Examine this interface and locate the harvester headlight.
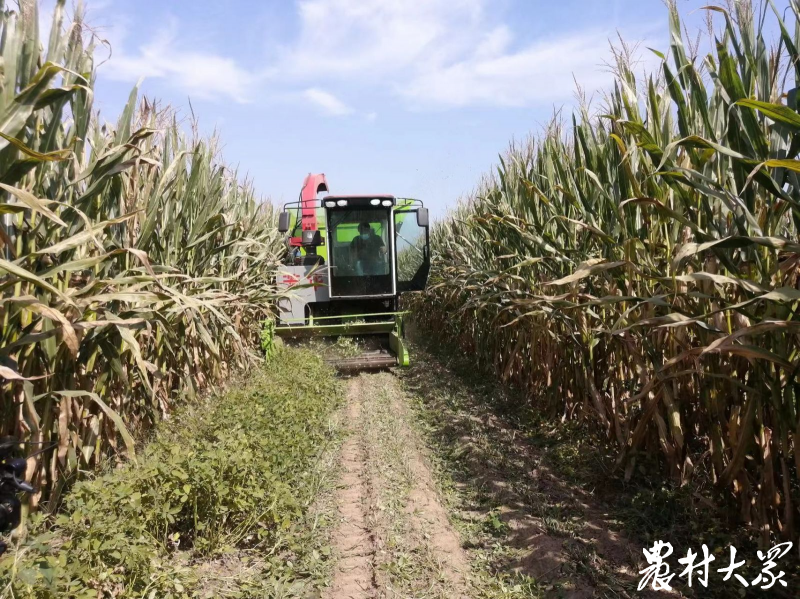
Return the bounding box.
[325,200,336,208]
[370,199,381,206]
[381,200,392,207]
[336,199,348,207]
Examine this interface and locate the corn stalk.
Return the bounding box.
[414,0,800,545]
[0,0,284,511]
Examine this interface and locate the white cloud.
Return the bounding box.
[275,0,660,109]
[97,18,259,104]
[80,0,661,113]
[303,88,353,115]
[403,31,620,107]
[284,0,484,77]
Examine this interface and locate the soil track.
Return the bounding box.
[325,359,673,598]
[401,342,682,598]
[326,374,471,598]
[325,381,378,598]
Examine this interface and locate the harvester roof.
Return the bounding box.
[322,194,395,201]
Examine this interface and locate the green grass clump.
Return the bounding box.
[0,347,343,598]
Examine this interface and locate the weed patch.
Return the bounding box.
[0,347,343,598]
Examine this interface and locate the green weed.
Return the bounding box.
[260,318,278,361]
[0,347,343,598]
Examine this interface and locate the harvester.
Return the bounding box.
[275,174,431,370]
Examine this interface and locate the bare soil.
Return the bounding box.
[400,342,681,598]
[325,381,378,599]
[326,374,472,598]
[326,355,686,598]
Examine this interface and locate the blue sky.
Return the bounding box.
[41,1,769,217]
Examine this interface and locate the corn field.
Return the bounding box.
[0,0,284,510]
[414,0,800,545]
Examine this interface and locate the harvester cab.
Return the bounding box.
[275,174,431,370]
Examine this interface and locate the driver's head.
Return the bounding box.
[358,222,372,237]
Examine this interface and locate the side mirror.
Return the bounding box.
[416,207,429,228]
[278,211,290,233]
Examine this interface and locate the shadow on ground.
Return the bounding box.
[398,338,796,599]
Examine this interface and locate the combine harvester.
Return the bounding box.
[275,174,431,370]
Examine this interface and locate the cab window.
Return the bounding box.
[328,208,393,296]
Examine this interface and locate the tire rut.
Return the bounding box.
[326,374,471,598]
[325,378,378,599]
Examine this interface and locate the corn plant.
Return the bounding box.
[414,0,800,545]
[0,0,284,511]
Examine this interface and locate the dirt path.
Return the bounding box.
[326,382,377,598]
[325,354,672,598]
[326,374,472,599]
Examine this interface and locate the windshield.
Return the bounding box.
[328,208,393,296]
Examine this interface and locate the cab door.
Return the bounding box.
[393,209,430,292]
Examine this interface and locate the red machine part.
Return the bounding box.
[289,173,329,247]
[277,272,325,287]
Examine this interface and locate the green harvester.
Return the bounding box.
[275,174,431,370]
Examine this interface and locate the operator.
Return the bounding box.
[350,222,387,275]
